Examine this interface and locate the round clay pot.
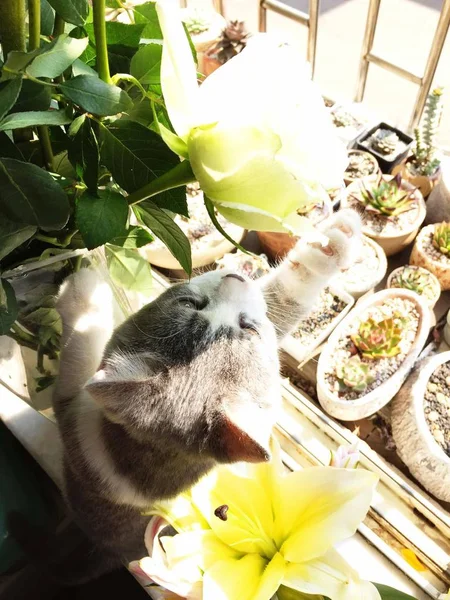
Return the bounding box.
[392,157,441,200]
[391,351,450,502]
[410,224,450,290]
[317,289,431,421]
[342,176,426,257]
[424,162,450,225]
[387,265,441,309]
[344,150,380,186]
[336,235,387,299]
[256,195,333,262]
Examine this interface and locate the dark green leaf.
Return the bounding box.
[134,200,192,274]
[72,58,98,78]
[84,22,145,48]
[134,2,163,40]
[99,120,182,202]
[0,158,70,230]
[0,78,23,122]
[204,196,248,254]
[0,50,40,80]
[0,109,70,132]
[46,0,89,26]
[60,75,133,116]
[13,79,51,112]
[0,217,36,261]
[130,42,162,84]
[110,225,153,248]
[26,34,89,79]
[374,583,418,600]
[0,132,24,160]
[0,279,18,334]
[41,0,56,36]
[153,187,188,218]
[76,189,129,249]
[68,115,99,193]
[105,244,153,292]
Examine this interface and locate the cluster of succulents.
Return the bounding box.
[355,173,417,218]
[208,20,250,65]
[351,314,404,360]
[411,87,444,176]
[336,356,375,392]
[390,266,431,296]
[370,128,400,156]
[432,222,450,255]
[183,10,211,35]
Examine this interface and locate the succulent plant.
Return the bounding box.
[432,222,450,255]
[336,356,375,392]
[208,20,250,65]
[351,313,404,360]
[370,128,400,156]
[355,173,417,218]
[391,266,432,295]
[183,10,211,35]
[411,87,444,176]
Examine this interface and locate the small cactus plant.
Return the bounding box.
[351,314,404,360]
[336,356,375,392]
[355,173,417,218]
[432,222,450,255]
[410,87,444,176]
[370,129,399,156]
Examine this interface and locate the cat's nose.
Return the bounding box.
[223,273,245,283]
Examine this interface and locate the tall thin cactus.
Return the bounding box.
[411,87,444,175]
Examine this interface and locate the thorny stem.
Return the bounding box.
[93,0,111,83]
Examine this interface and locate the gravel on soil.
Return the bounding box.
[420,230,450,265]
[292,289,347,345]
[346,194,419,236]
[424,362,450,457]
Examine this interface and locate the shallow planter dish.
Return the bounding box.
[281,285,354,364]
[317,289,430,421]
[257,195,333,261]
[387,265,441,309]
[336,235,387,299]
[342,176,426,257]
[344,150,380,186]
[392,157,441,200]
[391,351,450,502]
[410,223,450,290]
[356,122,413,174]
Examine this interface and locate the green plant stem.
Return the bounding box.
[1,0,26,58]
[37,125,54,171]
[93,0,111,84]
[127,160,196,206]
[8,322,39,352]
[52,13,65,37]
[28,0,41,50]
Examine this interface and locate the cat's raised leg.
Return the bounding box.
[54,269,114,407]
[260,209,362,340]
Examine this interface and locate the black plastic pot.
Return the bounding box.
[355,122,413,174]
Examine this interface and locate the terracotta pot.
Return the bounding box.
[256,195,333,262]
[202,52,222,77]
[316,289,430,421]
[392,158,441,199]
[342,176,426,257]
[391,351,450,502]
[387,265,441,309]
[344,150,380,186]
[336,235,387,299]
[424,162,450,225]
[410,223,450,290]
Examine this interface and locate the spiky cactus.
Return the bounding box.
[370,129,399,156]
[355,173,417,218]
[411,87,444,176]
[208,20,250,65]
[336,356,375,392]
[432,222,450,255]
[351,314,404,360]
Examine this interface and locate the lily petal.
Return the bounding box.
[277,468,377,562]
[203,554,268,600]
[156,2,199,139]
[254,552,287,600]
[150,492,210,534]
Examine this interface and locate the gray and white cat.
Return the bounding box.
[53,209,362,578]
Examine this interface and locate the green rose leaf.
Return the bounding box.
[0,279,18,335]
[105,244,153,292]
[13,80,51,112]
[68,114,99,194]
[130,42,162,84]
[110,225,153,249]
[24,307,62,334]
[0,78,23,122]
[0,158,70,230]
[134,2,163,40]
[46,0,89,26]
[0,132,24,160]
[72,58,98,78]
[0,217,37,261]
[41,0,56,36]
[60,75,133,116]
[374,583,418,600]
[0,109,71,132]
[0,50,40,80]
[134,200,192,274]
[83,22,145,48]
[76,189,129,249]
[26,35,89,79]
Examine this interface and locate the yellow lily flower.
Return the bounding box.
[139,441,379,600]
[155,2,347,234]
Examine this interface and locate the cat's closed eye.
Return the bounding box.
[178,296,208,310]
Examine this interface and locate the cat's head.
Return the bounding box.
[85,270,280,465]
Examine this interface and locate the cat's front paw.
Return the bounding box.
[57,268,113,327]
[290,209,362,277]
